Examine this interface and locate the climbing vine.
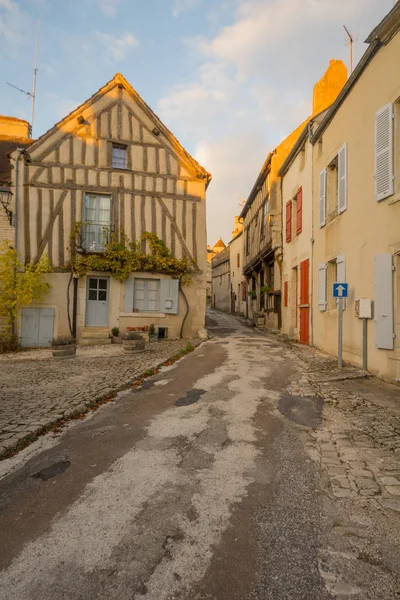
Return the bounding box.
[69,223,194,284]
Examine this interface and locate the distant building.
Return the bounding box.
[211,245,230,312]
[206,237,226,304]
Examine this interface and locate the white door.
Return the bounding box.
[21,308,54,347]
[86,277,109,327]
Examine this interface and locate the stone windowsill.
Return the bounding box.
[120,312,167,318]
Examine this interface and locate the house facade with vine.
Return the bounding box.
[4,73,211,345]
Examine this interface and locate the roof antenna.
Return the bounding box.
[343,25,357,75]
[7,13,41,137]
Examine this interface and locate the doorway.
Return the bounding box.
[299,259,310,345]
[86,277,109,327]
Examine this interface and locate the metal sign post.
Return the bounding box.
[333,283,348,369]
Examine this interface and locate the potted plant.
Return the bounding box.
[148,323,158,342]
[248,290,257,300]
[111,326,122,344]
[50,335,77,359]
[122,331,146,354]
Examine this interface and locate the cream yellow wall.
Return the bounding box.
[0,116,30,139]
[230,232,246,315]
[312,33,400,383]
[281,139,313,340]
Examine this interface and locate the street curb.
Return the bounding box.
[0,339,203,462]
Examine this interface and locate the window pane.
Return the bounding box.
[89,278,98,289]
[98,280,107,290]
[98,290,107,301]
[99,196,111,210]
[88,289,97,300]
[112,146,127,169]
[147,300,157,311]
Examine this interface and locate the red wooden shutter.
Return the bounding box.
[284,281,288,307]
[286,201,292,243]
[296,187,303,235]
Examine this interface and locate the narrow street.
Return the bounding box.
[0,310,399,600]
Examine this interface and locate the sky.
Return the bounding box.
[0,0,394,245]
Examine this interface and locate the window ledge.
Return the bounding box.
[120,312,166,318]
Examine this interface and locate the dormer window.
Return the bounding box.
[112,144,127,169]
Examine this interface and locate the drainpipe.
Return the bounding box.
[310,123,315,347]
[72,276,78,338]
[14,148,25,256]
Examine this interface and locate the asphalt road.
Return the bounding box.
[0,311,354,599]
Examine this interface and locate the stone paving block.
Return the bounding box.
[353,477,379,491]
[349,468,374,478]
[328,466,348,476]
[380,476,400,486]
[332,486,353,498]
[385,486,400,496]
[379,498,400,512]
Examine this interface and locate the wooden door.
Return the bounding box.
[21,308,54,347]
[299,259,310,345]
[86,277,109,327]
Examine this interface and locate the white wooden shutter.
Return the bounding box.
[375,103,394,201]
[374,254,394,349]
[318,263,327,311]
[124,277,134,312]
[336,254,346,310]
[160,279,179,314]
[338,144,347,213]
[319,169,327,227]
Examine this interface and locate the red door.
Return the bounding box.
[299,259,310,345]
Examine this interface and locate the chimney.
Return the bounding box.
[0,116,31,139]
[312,60,348,117]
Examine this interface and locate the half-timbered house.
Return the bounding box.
[4,73,211,345]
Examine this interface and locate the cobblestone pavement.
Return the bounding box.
[288,346,400,508]
[0,340,197,458]
[283,343,400,597]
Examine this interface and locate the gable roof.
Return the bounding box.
[311,2,400,144]
[24,73,211,185]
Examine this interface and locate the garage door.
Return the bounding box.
[21,308,55,347]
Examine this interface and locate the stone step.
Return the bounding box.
[80,338,111,346]
[81,328,110,339]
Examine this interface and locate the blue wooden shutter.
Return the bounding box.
[124,277,134,312]
[374,254,394,349]
[160,279,179,314]
[38,309,54,346]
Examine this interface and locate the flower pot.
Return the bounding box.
[51,343,77,359]
[149,335,158,343]
[112,336,122,344]
[122,338,145,354]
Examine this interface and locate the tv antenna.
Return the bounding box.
[343,25,357,75]
[7,15,41,136]
[233,193,246,208]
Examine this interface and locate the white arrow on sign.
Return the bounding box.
[336,284,345,297]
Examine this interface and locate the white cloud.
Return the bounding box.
[172,0,201,17]
[97,0,118,17]
[0,0,31,48]
[91,31,139,62]
[159,0,393,244]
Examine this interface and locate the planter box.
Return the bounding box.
[149,335,158,343]
[122,338,146,354]
[51,343,77,359]
[112,336,123,344]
